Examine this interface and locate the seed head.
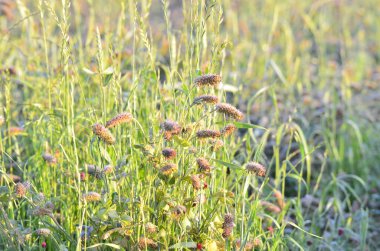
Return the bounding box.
[82,192,101,202]
[192,95,218,105]
[35,228,51,237]
[196,158,212,174]
[273,189,285,209]
[87,165,103,179]
[92,123,116,144]
[222,213,234,238]
[196,129,221,139]
[159,163,177,176]
[260,201,281,214]
[194,74,222,87]
[32,206,52,216]
[235,239,254,250]
[190,175,201,190]
[9,127,24,136]
[221,124,237,137]
[215,103,244,120]
[209,139,224,151]
[138,237,158,249]
[145,222,157,234]
[105,112,133,128]
[246,162,266,177]
[103,164,114,174]
[162,148,176,160]
[14,183,27,197]
[42,153,57,165]
[172,205,187,220]
[161,120,181,134]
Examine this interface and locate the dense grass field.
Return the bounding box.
[0,0,379,250]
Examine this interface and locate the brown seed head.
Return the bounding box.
[221,124,237,137]
[138,237,158,249]
[222,213,234,239]
[172,205,187,219]
[42,153,57,165]
[209,139,224,151]
[82,192,101,202]
[273,189,285,209]
[246,162,266,177]
[32,206,52,216]
[161,120,181,134]
[87,164,103,179]
[35,228,51,237]
[196,158,212,174]
[159,163,177,176]
[194,74,222,87]
[105,112,133,128]
[162,148,176,160]
[215,103,244,120]
[92,123,115,144]
[260,201,281,214]
[192,95,219,105]
[145,222,157,234]
[14,183,27,197]
[190,174,202,190]
[196,129,221,139]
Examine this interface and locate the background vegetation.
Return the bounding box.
[0,0,379,250]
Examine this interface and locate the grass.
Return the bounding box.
[0,0,379,250]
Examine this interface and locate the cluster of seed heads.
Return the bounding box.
[161,120,181,140]
[172,205,187,220]
[196,129,221,139]
[105,112,133,128]
[222,213,235,238]
[159,163,177,176]
[196,158,212,174]
[194,74,222,87]
[145,222,157,234]
[42,153,57,165]
[162,148,176,160]
[14,182,29,197]
[221,124,237,137]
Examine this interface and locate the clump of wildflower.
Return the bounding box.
[82,192,101,202]
[162,148,176,160]
[221,124,237,137]
[87,165,103,179]
[197,158,212,174]
[194,74,222,87]
[260,201,281,214]
[145,222,157,234]
[209,139,224,151]
[222,213,235,238]
[35,228,51,237]
[42,153,57,165]
[192,95,218,105]
[246,162,266,177]
[159,163,177,176]
[138,237,158,249]
[215,103,244,120]
[172,205,187,220]
[196,129,221,139]
[92,123,115,144]
[105,112,133,128]
[14,182,27,197]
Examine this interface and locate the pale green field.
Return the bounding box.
[0,0,379,250]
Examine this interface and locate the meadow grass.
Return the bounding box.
[0,0,379,250]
